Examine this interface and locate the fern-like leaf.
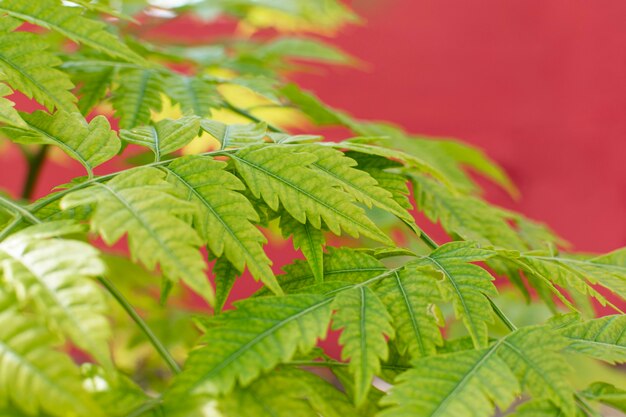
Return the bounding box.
[332,286,394,405]
[498,326,576,416]
[113,69,163,129]
[121,117,200,161]
[373,268,443,358]
[214,257,239,314]
[200,119,267,149]
[380,346,519,417]
[1,110,120,177]
[230,144,392,244]
[297,144,418,233]
[413,242,497,348]
[0,17,76,112]
[165,74,220,117]
[279,213,325,283]
[261,247,387,295]
[581,382,626,414]
[61,167,214,304]
[164,155,280,295]
[0,84,24,127]
[0,0,145,64]
[558,315,626,363]
[167,294,332,398]
[72,66,114,116]
[217,368,360,417]
[0,291,102,417]
[0,221,111,366]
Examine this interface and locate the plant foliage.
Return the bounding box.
[0,1,624,416]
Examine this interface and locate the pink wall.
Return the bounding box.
[295,0,626,254]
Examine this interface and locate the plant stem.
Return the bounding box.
[0,194,41,225]
[97,276,182,374]
[222,100,283,133]
[21,145,49,200]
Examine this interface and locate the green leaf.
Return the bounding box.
[230,144,392,245]
[373,268,443,358]
[200,119,267,149]
[0,17,76,112]
[279,214,325,283]
[165,74,220,117]
[0,84,25,127]
[558,315,626,364]
[61,167,214,304]
[120,117,200,161]
[380,346,519,417]
[0,291,102,417]
[214,257,239,314]
[1,110,120,177]
[256,37,356,65]
[498,326,576,416]
[113,69,163,129]
[508,400,585,417]
[260,247,386,295]
[217,368,360,417]
[413,242,497,348]
[581,382,626,413]
[72,66,114,116]
[296,144,418,233]
[412,176,526,250]
[164,155,280,295]
[332,286,394,405]
[0,221,111,367]
[167,294,332,398]
[0,0,145,64]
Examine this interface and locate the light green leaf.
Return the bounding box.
[259,247,386,296]
[167,294,332,397]
[113,69,163,129]
[558,315,626,364]
[230,144,392,245]
[0,17,76,112]
[1,110,120,177]
[0,221,111,367]
[164,155,280,295]
[414,242,497,348]
[332,286,394,405]
[297,144,418,233]
[213,257,239,314]
[0,0,145,64]
[380,345,519,417]
[61,167,214,304]
[373,268,443,358]
[0,84,25,127]
[498,326,576,416]
[257,37,356,65]
[581,382,626,413]
[200,119,267,149]
[121,117,200,161]
[165,74,220,117]
[0,291,103,417]
[279,214,325,284]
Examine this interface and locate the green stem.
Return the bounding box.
[222,100,283,133]
[0,194,41,224]
[97,276,181,374]
[21,145,49,200]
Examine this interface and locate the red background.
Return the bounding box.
[2,1,625,277]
